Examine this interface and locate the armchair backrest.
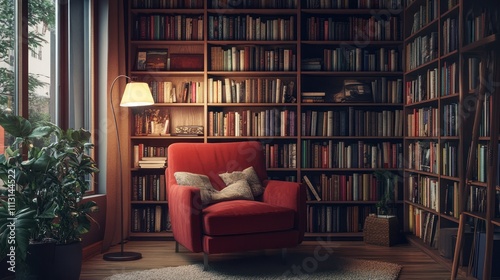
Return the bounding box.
[167,141,268,190]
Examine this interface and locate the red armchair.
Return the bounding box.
[166,141,306,267]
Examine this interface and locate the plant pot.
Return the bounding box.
[13,241,82,280]
[52,242,82,280]
[16,241,56,280]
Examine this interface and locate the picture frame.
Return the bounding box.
[136,49,168,71]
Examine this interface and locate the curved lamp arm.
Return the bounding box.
[104,75,153,261]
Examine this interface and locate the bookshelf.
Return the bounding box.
[126,0,404,240]
[403,0,500,278]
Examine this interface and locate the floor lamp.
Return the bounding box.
[103,75,154,261]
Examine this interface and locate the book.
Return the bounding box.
[303,175,321,201]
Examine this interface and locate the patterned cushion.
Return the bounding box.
[174,172,253,206]
[219,166,264,197]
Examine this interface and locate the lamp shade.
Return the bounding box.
[120,82,154,107]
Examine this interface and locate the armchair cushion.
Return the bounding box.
[202,200,295,236]
[219,166,264,197]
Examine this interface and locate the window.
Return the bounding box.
[0,0,96,191]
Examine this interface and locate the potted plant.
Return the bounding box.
[0,112,99,279]
[374,171,396,218]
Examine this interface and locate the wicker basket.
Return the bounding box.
[363,215,399,246]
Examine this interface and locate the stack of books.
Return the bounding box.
[301,91,326,103]
[138,157,167,168]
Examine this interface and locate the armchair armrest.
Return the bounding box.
[262,180,307,242]
[167,183,204,253]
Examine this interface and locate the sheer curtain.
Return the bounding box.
[100,0,131,251]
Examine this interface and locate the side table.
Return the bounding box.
[364,215,400,246]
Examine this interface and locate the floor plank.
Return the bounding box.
[80,240,474,279]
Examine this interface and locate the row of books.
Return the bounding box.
[406,106,439,137]
[303,173,400,202]
[408,206,438,248]
[207,15,295,41]
[210,46,296,71]
[301,140,403,169]
[469,185,488,213]
[441,142,458,177]
[443,182,459,218]
[405,32,437,71]
[405,67,438,104]
[407,141,439,174]
[131,205,171,233]
[442,17,458,55]
[133,109,170,136]
[207,78,295,104]
[473,143,500,183]
[408,175,439,212]
[479,92,491,137]
[145,80,203,104]
[264,143,297,168]
[132,174,167,201]
[208,109,296,137]
[441,61,458,96]
[131,0,204,8]
[301,109,403,137]
[305,0,402,9]
[304,16,401,41]
[409,0,438,35]
[133,144,168,167]
[211,0,298,9]
[318,47,400,72]
[133,15,204,41]
[464,7,500,45]
[306,205,372,233]
[442,103,459,136]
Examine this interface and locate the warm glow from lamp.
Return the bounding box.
[120,82,155,107]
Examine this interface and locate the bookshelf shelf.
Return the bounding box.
[301,9,402,14]
[461,33,499,53]
[405,18,439,42]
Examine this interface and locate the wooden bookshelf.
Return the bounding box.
[403,0,500,279]
[125,0,406,240]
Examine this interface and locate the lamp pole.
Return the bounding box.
[103,75,153,261]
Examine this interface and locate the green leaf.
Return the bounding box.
[0,113,33,138]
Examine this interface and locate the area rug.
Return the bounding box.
[104,253,401,280]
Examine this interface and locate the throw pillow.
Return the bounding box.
[210,179,254,203]
[218,166,264,197]
[174,172,217,206]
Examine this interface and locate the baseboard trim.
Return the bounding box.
[83,241,102,261]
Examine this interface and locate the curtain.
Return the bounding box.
[102,0,131,251]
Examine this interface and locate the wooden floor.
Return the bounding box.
[80,240,476,279]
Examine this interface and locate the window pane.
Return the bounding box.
[0,0,17,151]
[28,0,56,128]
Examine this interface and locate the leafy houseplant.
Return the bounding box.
[374,171,396,217]
[0,112,99,267]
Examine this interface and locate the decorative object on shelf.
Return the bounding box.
[145,108,170,136]
[136,49,169,71]
[168,53,204,71]
[364,214,400,246]
[174,125,204,136]
[333,80,373,103]
[374,171,396,217]
[103,75,154,262]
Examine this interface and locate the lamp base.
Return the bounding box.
[103,251,142,261]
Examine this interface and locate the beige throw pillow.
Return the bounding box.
[210,179,254,203]
[219,166,264,197]
[174,172,217,206]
